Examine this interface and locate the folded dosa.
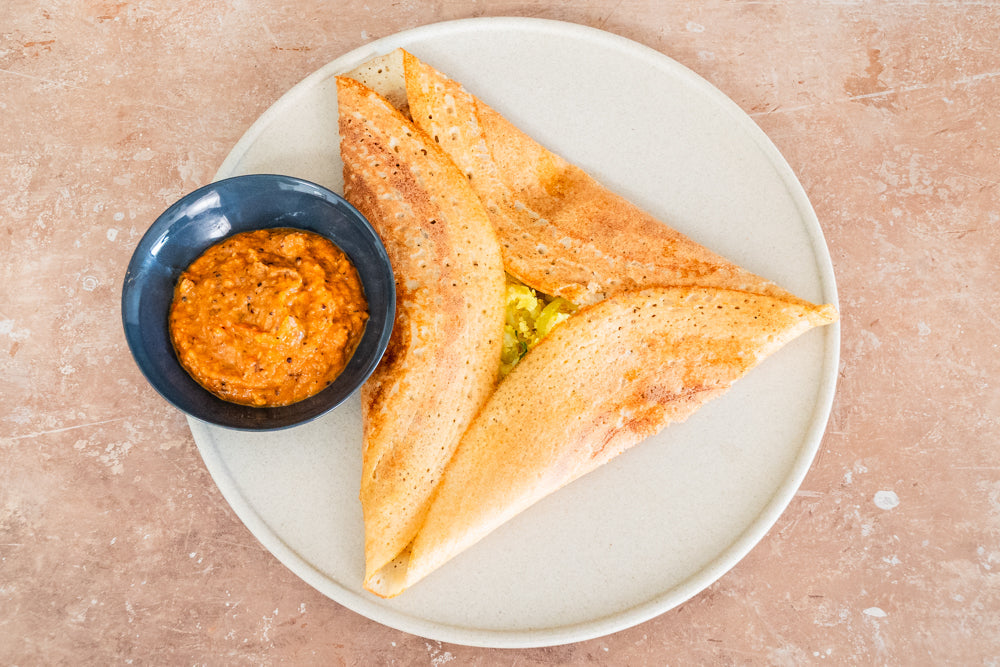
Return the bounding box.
[397,49,827,310]
[336,75,506,596]
[384,286,834,594]
[339,52,838,597]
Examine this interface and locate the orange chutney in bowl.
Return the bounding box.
[168,228,369,407]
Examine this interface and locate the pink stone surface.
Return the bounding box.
[2,1,998,663]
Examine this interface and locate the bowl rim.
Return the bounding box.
[121,173,395,431]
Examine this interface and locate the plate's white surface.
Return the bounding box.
[193,17,840,648]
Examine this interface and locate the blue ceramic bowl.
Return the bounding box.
[122,174,395,431]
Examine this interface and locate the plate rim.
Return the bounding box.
[199,15,841,648]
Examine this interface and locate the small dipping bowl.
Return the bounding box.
[122,174,395,431]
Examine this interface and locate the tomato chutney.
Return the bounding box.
[169,228,369,406]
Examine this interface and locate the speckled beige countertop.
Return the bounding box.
[3,1,999,664]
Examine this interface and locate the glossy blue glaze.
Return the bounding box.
[122,174,395,431]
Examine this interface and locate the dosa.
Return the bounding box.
[337,75,506,596]
[400,287,834,592]
[339,52,837,597]
[401,49,825,309]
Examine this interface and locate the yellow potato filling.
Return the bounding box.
[500,277,577,377]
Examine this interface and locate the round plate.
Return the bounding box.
[192,17,839,647]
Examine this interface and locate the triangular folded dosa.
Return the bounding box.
[400,50,829,310]
[378,286,835,595]
[339,53,838,597]
[336,75,506,596]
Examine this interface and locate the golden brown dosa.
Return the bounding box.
[336,75,506,597]
[338,52,838,597]
[401,50,830,310]
[399,286,834,592]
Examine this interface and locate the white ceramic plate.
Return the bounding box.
[194,17,839,648]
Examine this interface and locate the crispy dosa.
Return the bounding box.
[336,75,506,597]
[400,49,829,310]
[339,52,838,597]
[397,286,834,593]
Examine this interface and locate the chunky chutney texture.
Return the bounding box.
[169,228,369,406]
